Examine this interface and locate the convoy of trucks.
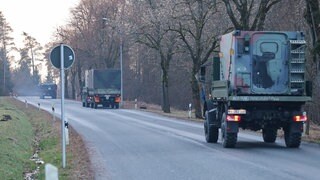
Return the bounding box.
[200,30,312,148]
[81,69,121,109]
[39,30,313,148]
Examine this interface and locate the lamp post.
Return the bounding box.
[102,18,124,108]
[119,37,123,108]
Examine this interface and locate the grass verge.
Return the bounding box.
[0,97,93,179]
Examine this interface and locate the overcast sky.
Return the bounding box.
[0,0,80,47]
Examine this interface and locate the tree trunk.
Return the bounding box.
[71,72,76,99]
[161,68,170,113]
[191,72,202,118]
[77,59,83,100]
[31,47,35,76]
[305,0,320,60]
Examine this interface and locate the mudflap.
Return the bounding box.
[226,122,239,133]
[289,122,304,133]
[206,101,220,128]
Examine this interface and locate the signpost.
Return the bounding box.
[50,44,75,69]
[49,44,75,168]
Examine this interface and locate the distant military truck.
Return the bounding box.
[200,30,312,148]
[81,69,121,109]
[39,83,57,99]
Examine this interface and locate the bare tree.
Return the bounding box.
[305,0,320,62]
[264,0,306,31]
[170,0,220,118]
[222,0,281,30]
[21,32,43,78]
[51,0,128,99]
[135,0,179,113]
[304,0,320,126]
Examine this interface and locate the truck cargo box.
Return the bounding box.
[85,69,121,90]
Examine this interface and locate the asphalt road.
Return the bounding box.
[17,96,320,180]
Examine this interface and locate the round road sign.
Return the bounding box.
[50,44,75,69]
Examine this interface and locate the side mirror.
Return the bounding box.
[199,66,206,82]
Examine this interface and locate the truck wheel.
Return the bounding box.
[82,102,85,107]
[284,127,302,148]
[204,111,219,143]
[90,103,94,108]
[94,103,98,109]
[262,128,277,143]
[221,113,237,148]
[115,104,119,109]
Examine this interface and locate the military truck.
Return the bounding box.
[39,83,57,99]
[200,30,312,148]
[81,69,121,109]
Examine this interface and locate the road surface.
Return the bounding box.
[17,96,320,180]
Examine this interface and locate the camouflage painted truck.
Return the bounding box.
[201,30,312,148]
[81,69,121,109]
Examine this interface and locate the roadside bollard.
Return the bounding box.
[135,99,137,109]
[52,105,56,123]
[188,103,192,118]
[38,103,41,111]
[25,100,28,108]
[65,118,69,145]
[45,163,58,180]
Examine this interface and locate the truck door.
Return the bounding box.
[251,33,288,94]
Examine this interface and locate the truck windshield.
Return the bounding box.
[252,33,288,94]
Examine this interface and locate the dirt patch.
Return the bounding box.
[303,123,320,143]
[67,127,94,179]
[124,101,203,122]
[1,114,12,121]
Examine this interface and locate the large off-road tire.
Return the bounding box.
[204,111,219,143]
[262,128,277,143]
[284,127,302,148]
[221,113,237,148]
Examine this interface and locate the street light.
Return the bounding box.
[102,18,124,108]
